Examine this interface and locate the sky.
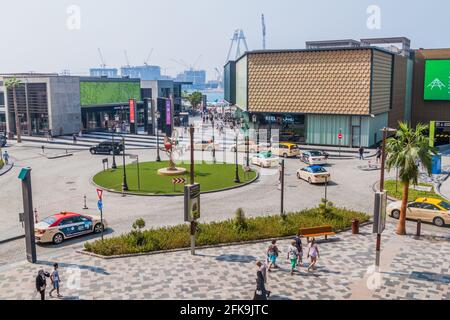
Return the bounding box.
[0,0,449,80]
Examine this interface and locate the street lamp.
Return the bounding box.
[211,114,216,164]
[234,121,241,183]
[111,126,117,169]
[155,111,161,162]
[122,136,129,191]
[252,114,260,155]
[241,122,249,167]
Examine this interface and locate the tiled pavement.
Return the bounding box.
[0,222,449,300]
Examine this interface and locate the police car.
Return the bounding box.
[34,212,107,244]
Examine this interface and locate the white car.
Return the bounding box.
[299,151,328,165]
[251,152,278,168]
[296,166,331,184]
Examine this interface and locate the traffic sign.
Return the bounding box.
[172,178,186,184]
[338,133,343,140]
[96,189,103,200]
[97,200,103,211]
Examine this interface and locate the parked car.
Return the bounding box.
[296,165,331,184]
[35,212,107,244]
[251,151,278,168]
[387,197,450,227]
[230,141,267,153]
[90,141,124,155]
[300,151,329,165]
[271,142,300,158]
[0,133,6,147]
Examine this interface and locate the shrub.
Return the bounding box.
[131,218,146,247]
[234,208,248,232]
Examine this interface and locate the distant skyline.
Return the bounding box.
[0,0,449,80]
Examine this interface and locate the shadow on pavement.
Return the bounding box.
[35,260,110,275]
[37,228,115,249]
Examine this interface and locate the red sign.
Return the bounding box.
[96,189,103,200]
[338,133,343,140]
[129,99,136,124]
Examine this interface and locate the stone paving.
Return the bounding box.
[0,221,449,300]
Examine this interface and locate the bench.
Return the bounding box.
[299,226,336,241]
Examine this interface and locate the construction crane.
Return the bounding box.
[262,14,266,50]
[97,48,107,68]
[143,48,154,66]
[214,67,223,89]
[124,50,131,68]
[226,29,249,62]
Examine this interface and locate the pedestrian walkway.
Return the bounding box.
[0,222,449,300]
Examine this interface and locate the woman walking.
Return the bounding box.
[287,241,300,275]
[253,270,270,300]
[266,240,280,272]
[307,238,320,272]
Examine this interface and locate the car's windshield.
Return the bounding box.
[311,167,327,173]
[438,201,450,211]
[309,151,322,156]
[41,216,57,225]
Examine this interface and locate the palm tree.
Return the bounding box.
[4,77,23,143]
[385,122,435,235]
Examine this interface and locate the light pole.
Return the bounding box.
[211,114,216,164]
[155,111,161,162]
[122,136,129,191]
[252,114,260,155]
[111,126,117,169]
[234,122,241,183]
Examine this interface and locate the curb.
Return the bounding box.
[77,221,373,260]
[90,167,260,198]
[0,234,25,245]
[0,163,14,176]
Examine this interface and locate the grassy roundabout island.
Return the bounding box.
[93,161,257,195]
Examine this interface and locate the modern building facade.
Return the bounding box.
[225,47,410,147]
[0,74,81,136]
[89,68,119,78]
[121,65,162,81]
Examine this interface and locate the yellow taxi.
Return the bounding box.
[271,142,300,158]
[387,197,450,227]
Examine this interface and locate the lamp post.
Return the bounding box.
[111,126,117,169]
[211,114,216,164]
[122,136,129,191]
[252,114,260,155]
[155,111,161,162]
[234,122,241,183]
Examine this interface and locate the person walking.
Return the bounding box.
[358,146,365,160]
[72,134,77,144]
[376,146,382,163]
[293,234,303,267]
[49,263,62,298]
[35,269,50,300]
[256,261,268,284]
[3,150,9,165]
[253,269,270,300]
[267,240,280,272]
[287,241,300,275]
[307,238,320,272]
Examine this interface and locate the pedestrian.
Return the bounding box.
[307,238,320,272]
[253,269,270,300]
[267,240,280,272]
[49,263,62,298]
[287,241,300,275]
[358,146,365,160]
[3,150,9,165]
[72,134,77,144]
[256,260,268,284]
[35,269,50,300]
[293,234,303,267]
[376,146,382,163]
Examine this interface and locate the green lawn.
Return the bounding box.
[93,161,257,195]
[384,180,445,202]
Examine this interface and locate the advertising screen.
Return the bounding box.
[424,60,450,101]
[80,81,141,106]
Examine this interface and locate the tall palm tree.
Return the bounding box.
[4,77,23,143]
[385,122,435,235]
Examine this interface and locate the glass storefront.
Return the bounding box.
[254,113,306,143]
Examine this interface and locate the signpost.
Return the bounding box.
[96,189,104,241]
[184,183,200,255]
[18,167,36,263]
[102,158,109,171]
[172,177,186,192]
[279,160,285,215]
[338,130,343,157]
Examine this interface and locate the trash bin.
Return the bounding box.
[432,155,442,175]
[352,219,360,234]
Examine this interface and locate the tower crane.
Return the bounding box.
[124,50,131,68]
[144,49,154,66]
[97,48,107,68]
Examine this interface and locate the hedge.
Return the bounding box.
[84,203,369,257]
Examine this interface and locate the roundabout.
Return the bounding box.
[92,161,258,195]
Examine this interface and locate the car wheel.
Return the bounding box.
[52,233,64,245]
[283,153,288,158]
[391,210,400,219]
[297,173,301,179]
[433,217,445,227]
[90,149,96,155]
[308,178,312,184]
[231,147,236,152]
[94,223,104,233]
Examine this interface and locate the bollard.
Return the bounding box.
[352,219,360,234]
[416,219,422,237]
[41,145,45,154]
[34,209,38,224]
[83,195,88,210]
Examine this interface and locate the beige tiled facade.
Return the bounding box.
[246,50,376,115]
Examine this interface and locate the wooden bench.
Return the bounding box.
[299,226,336,241]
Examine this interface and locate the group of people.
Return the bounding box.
[358,146,382,163]
[35,263,62,300]
[253,236,321,300]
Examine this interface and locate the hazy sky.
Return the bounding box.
[0,0,449,80]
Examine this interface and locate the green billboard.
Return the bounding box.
[424,60,450,101]
[80,81,141,106]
